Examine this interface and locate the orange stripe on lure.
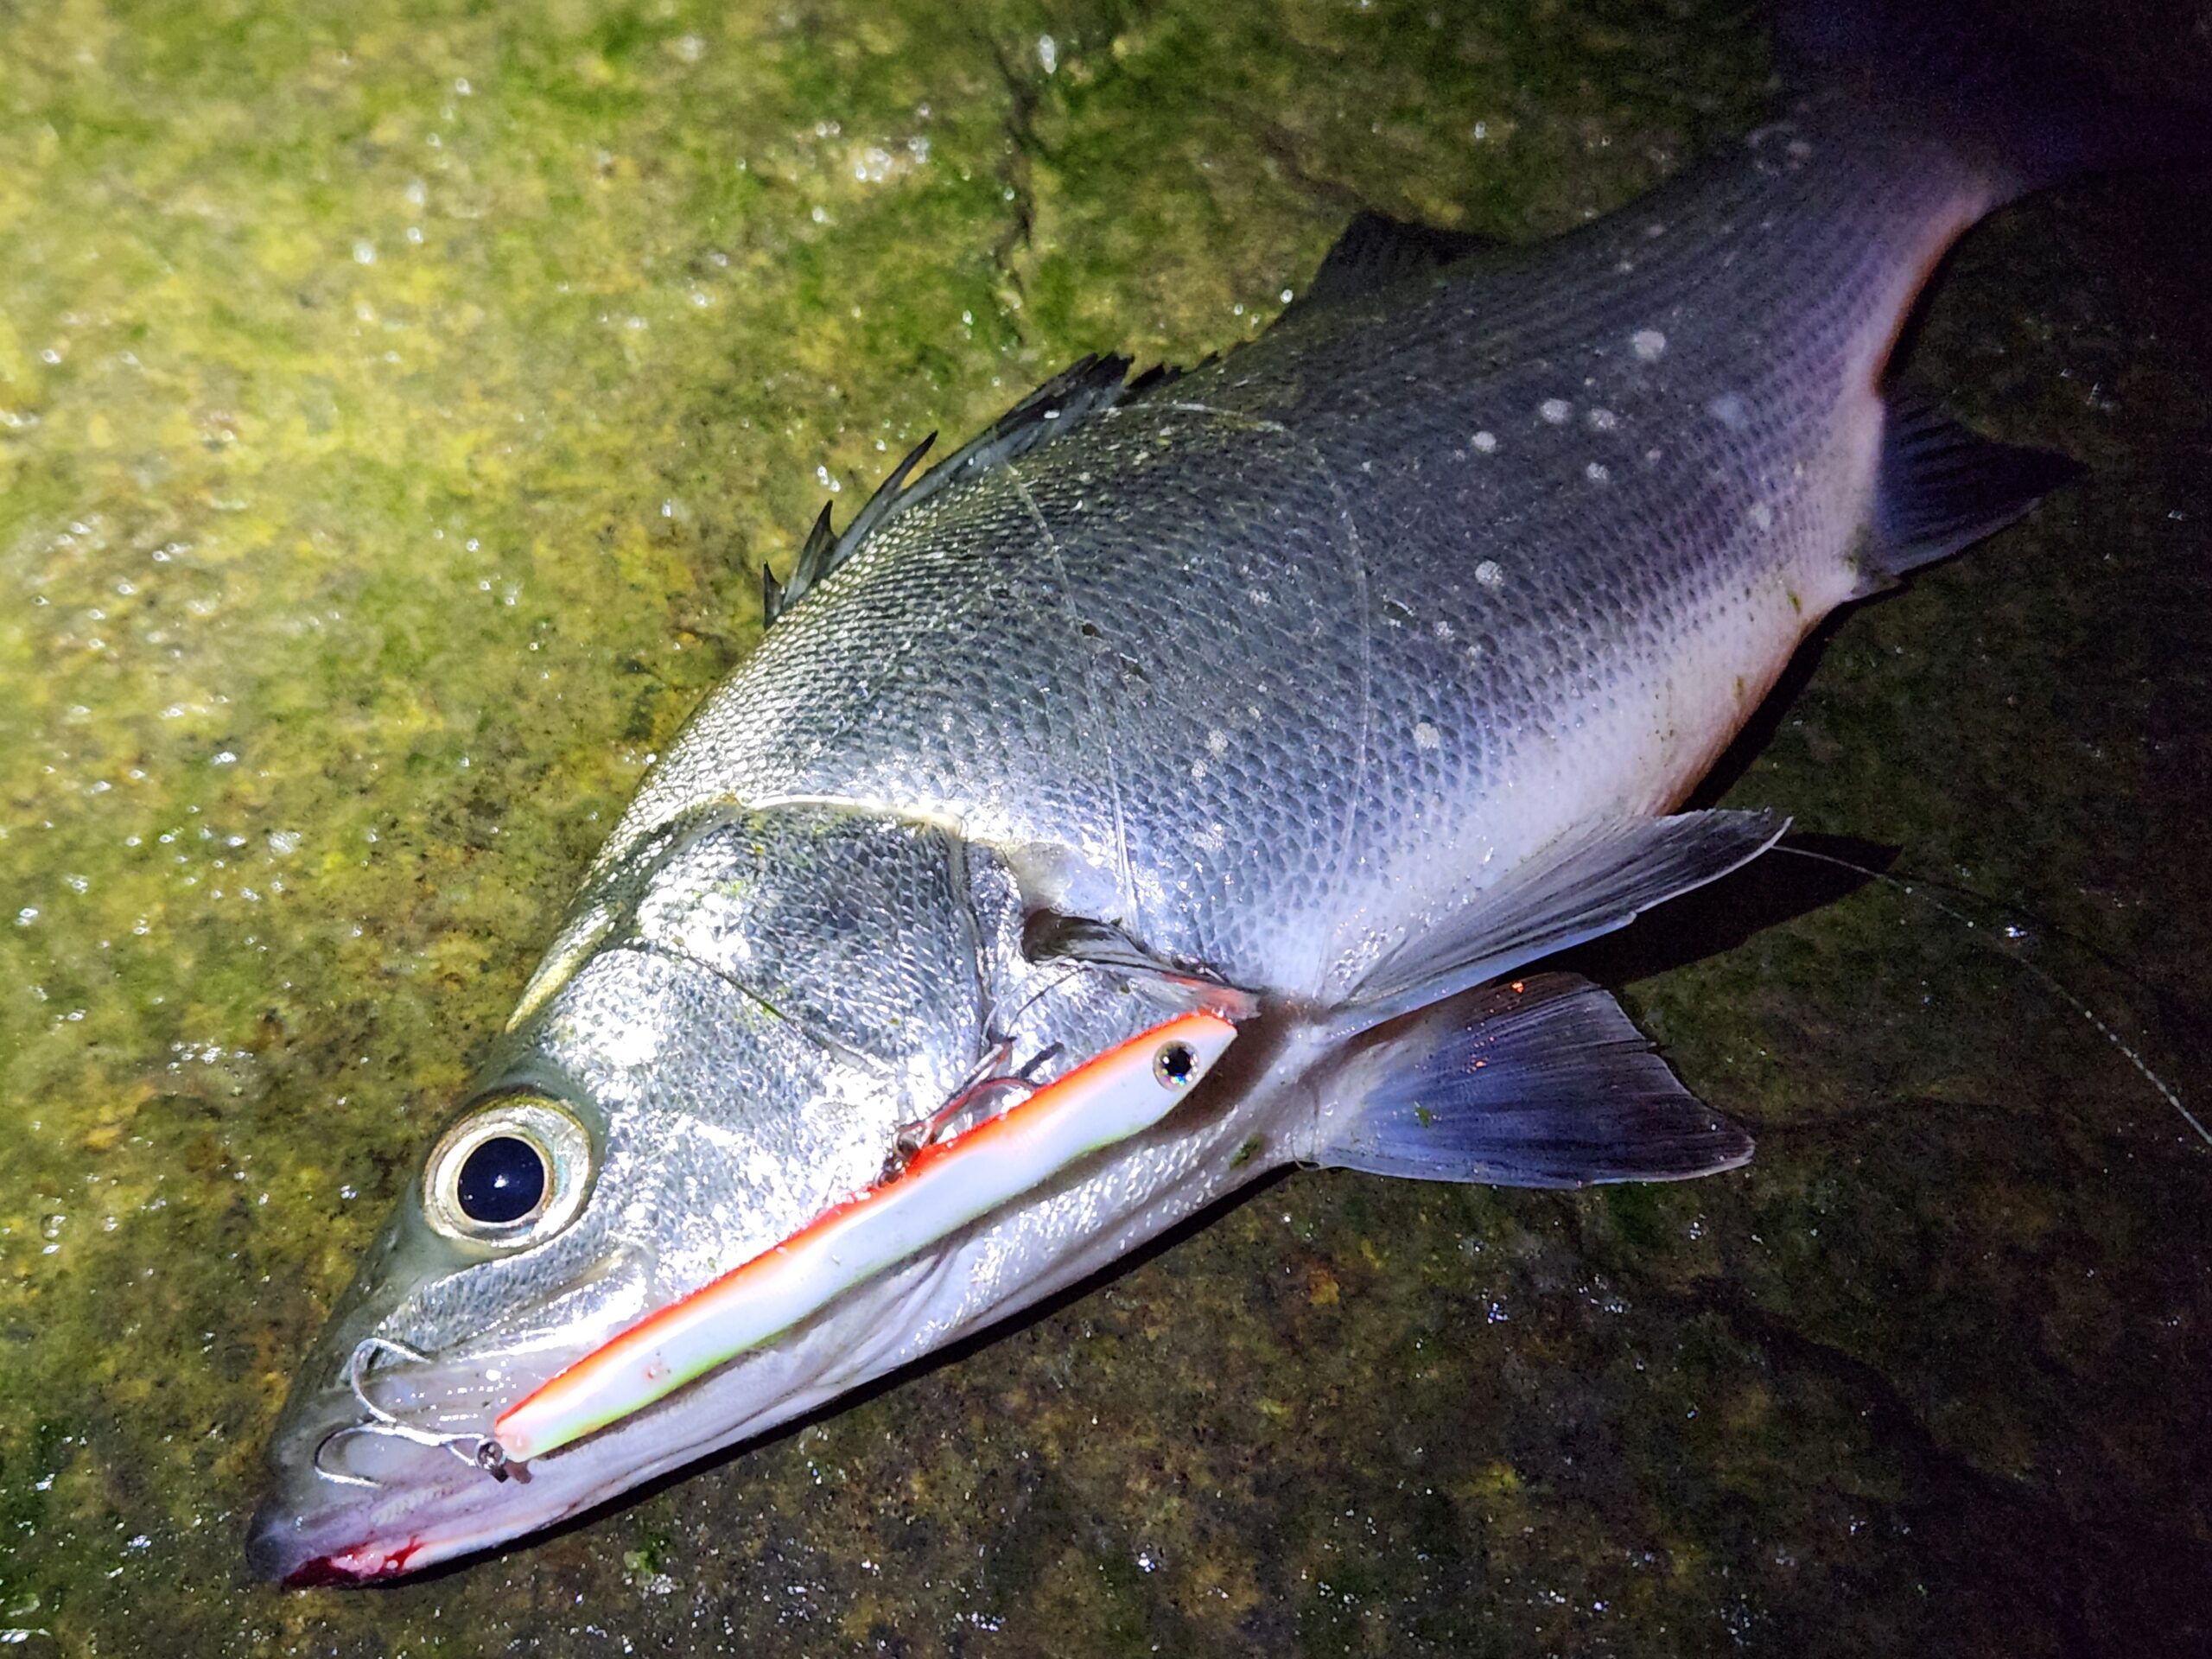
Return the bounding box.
[493,1010,1239,1464]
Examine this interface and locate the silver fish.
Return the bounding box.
[248,9,2199,1582]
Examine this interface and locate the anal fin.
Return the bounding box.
[1311,973,1752,1188]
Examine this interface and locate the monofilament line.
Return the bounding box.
[1774,844,2209,1150]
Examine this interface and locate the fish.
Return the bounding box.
[246,0,2207,1584]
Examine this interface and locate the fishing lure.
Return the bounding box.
[493,1010,1240,1464]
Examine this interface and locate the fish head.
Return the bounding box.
[250,804,1225,1582]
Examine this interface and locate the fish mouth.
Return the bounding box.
[246,1449,493,1584]
[245,1340,570,1585]
[245,1341,720,1585]
[245,1446,592,1585]
[248,1247,665,1584]
[246,1488,464,1586]
[245,1344,854,1585]
[248,1249,965,1584]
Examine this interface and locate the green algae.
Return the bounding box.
[3,0,2209,1654]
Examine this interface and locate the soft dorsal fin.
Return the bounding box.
[1278,211,1504,323]
[763,353,1173,627]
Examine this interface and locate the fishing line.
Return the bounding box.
[1772,843,2208,1148]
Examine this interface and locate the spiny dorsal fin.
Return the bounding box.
[1278,211,1504,324]
[762,501,842,626]
[762,353,1173,629]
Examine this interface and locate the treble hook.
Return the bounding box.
[879,1038,1065,1183]
[310,1336,512,1489]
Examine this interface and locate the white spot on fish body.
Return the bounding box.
[1413,721,1442,752]
[1585,461,1611,484]
[1707,392,1749,429]
[1475,560,1506,589]
[1586,407,1618,432]
[1539,398,1571,425]
[1748,502,1775,531]
[1471,429,1498,453]
[1630,328,1667,361]
[1206,728,1230,757]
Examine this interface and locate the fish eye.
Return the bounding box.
[457,1136,545,1224]
[422,1096,593,1248]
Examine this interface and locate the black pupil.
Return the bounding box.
[456,1135,547,1225]
[1157,1041,1196,1086]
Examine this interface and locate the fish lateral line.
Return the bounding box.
[493,1009,1242,1465]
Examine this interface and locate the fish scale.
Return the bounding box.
[601,95,1978,1006]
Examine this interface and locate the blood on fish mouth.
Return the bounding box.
[282,1538,424,1587]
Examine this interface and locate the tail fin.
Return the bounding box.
[1778,0,2212,198]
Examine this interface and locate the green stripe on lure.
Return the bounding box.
[493,1011,1239,1465]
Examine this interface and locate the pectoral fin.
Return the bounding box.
[1334,809,1785,1037]
[1311,972,1751,1188]
[1023,910,1261,1020]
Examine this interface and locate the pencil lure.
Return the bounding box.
[493,1012,1239,1465]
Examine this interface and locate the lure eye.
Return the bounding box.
[1153,1039,1199,1090]
[423,1096,593,1248]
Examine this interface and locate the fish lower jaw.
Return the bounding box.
[280,1539,426,1587]
[265,1511,543,1587]
[245,1466,512,1586]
